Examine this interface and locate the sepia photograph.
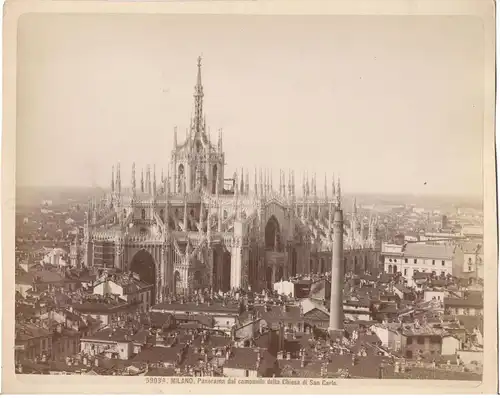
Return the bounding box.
[2,0,497,394]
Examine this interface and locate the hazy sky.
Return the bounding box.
[16,14,484,197]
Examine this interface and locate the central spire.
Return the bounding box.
[192,56,204,138]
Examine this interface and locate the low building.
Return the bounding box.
[444,295,483,316]
[223,347,277,377]
[15,266,81,295]
[393,284,416,301]
[15,322,52,363]
[401,322,445,361]
[453,241,484,281]
[51,325,81,360]
[403,244,455,286]
[441,334,461,356]
[71,297,140,327]
[80,326,146,360]
[381,243,404,275]
[343,298,371,322]
[15,274,33,298]
[273,279,312,299]
[42,248,68,267]
[151,300,241,331]
[93,272,153,312]
[371,323,404,353]
[423,289,446,303]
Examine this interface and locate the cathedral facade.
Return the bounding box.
[82,57,381,304]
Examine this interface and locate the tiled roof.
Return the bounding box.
[81,326,142,343]
[444,296,483,309]
[401,323,445,337]
[16,269,66,285]
[254,304,303,324]
[140,312,176,329]
[394,284,412,294]
[403,244,454,260]
[131,346,185,365]
[190,335,231,348]
[16,322,52,341]
[152,301,240,314]
[72,297,135,314]
[106,274,153,293]
[144,367,176,376]
[278,355,387,378]
[454,315,483,334]
[459,241,483,254]
[224,348,275,372]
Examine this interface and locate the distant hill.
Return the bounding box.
[16,186,107,209]
[14,186,482,212]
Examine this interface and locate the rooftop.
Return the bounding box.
[444,296,483,309]
[403,243,455,260]
[151,301,241,314]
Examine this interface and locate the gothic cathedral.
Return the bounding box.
[82,57,380,304]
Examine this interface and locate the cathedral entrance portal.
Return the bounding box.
[266,266,273,290]
[130,249,156,305]
[276,266,284,282]
[265,216,281,251]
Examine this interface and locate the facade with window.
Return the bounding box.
[382,243,455,287]
[381,243,404,275]
[151,301,240,331]
[444,296,483,316]
[453,241,484,281]
[403,332,443,360]
[423,289,446,303]
[80,327,137,360]
[93,271,153,311]
[15,322,52,363]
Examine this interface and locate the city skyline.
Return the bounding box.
[17,14,484,196]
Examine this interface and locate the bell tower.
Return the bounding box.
[170,57,225,195]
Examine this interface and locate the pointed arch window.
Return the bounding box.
[178,164,185,193]
[141,209,146,220]
[212,165,218,194]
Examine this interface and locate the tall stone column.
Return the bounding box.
[230,242,242,290]
[329,209,344,333]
